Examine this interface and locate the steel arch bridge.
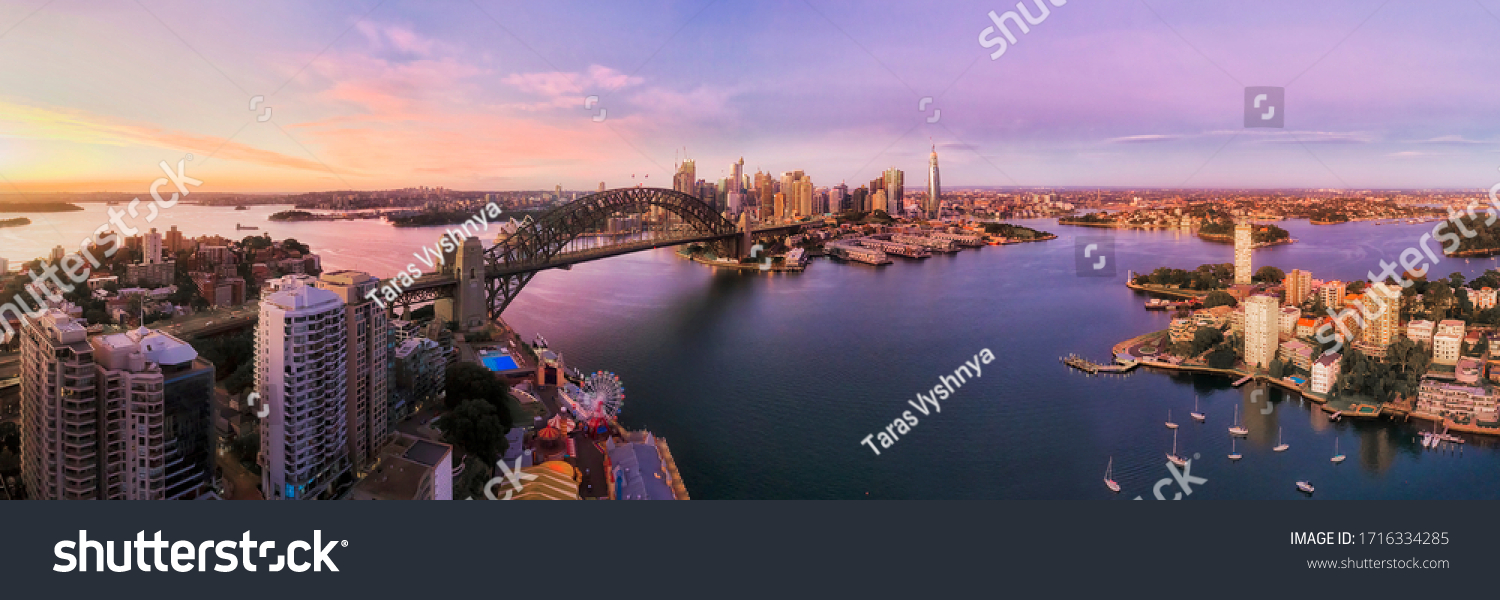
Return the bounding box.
[394,187,797,325]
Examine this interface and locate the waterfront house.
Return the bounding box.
[1311,352,1341,395]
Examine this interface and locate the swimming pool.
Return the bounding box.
[482,354,521,372]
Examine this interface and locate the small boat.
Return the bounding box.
[1229,404,1249,437]
[1331,438,1345,463]
[1165,409,1178,430]
[1296,481,1315,494]
[1104,457,1120,493]
[1167,428,1188,467]
[1273,426,1289,452]
[1190,395,1206,422]
[1229,437,1242,461]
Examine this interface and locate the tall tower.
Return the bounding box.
[926,146,941,220]
[316,271,390,474]
[21,310,106,499]
[1234,222,1253,285]
[730,157,744,194]
[258,278,349,500]
[883,167,904,216]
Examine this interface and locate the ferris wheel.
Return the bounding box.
[576,371,625,419]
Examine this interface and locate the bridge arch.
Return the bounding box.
[466,187,745,321]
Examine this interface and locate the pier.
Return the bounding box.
[1061,354,1139,375]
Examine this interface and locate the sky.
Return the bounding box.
[1,0,1499,193]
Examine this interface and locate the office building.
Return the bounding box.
[1234,222,1253,285]
[316,271,390,474]
[832,182,849,212]
[884,167,905,216]
[257,279,349,500]
[1244,294,1280,370]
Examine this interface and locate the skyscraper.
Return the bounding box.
[1234,222,1253,285]
[165,226,185,254]
[730,157,744,194]
[1244,294,1280,370]
[674,160,697,194]
[1358,282,1401,351]
[315,271,390,474]
[925,147,941,219]
[832,182,849,212]
[884,167,905,216]
[872,189,888,216]
[21,310,214,500]
[258,278,349,500]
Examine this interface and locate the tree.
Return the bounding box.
[1254,266,1285,284]
[444,362,515,425]
[1448,272,1466,291]
[1189,326,1223,357]
[282,238,310,255]
[1202,290,1236,308]
[1206,345,1238,369]
[453,456,494,500]
[441,399,510,465]
[1269,358,1285,379]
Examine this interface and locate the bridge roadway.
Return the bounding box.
[402,221,808,294]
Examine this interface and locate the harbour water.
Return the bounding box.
[5,204,1500,499]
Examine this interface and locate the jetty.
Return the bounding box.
[1061,354,1139,375]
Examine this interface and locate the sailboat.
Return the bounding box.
[1167,429,1188,467]
[1229,437,1242,461]
[1165,409,1178,429]
[1190,395,1206,422]
[1273,427,1289,452]
[1331,438,1345,463]
[1104,457,1121,493]
[1229,404,1249,437]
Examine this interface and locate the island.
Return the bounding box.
[0,202,83,213]
[0,217,31,228]
[1195,220,1294,247]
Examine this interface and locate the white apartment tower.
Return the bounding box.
[315,271,390,474]
[1234,222,1253,285]
[20,310,109,500]
[257,279,349,500]
[144,227,164,265]
[1244,294,1280,370]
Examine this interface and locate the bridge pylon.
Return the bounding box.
[436,236,488,332]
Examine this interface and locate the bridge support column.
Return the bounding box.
[734,211,755,260]
[436,236,488,332]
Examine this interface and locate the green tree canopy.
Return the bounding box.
[1202,290,1237,308]
[441,399,511,465]
[1254,266,1285,284]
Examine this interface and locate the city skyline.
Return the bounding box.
[0,1,1498,193]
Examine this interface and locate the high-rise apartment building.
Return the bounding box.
[1284,269,1312,307]
[925,148,940,219]
[1357,283,1401,350]
[1244,294,1280,370]
[165,226,186,254]
[144,228,163,265]
[1318,280,1346,309]
[315,271,390,474]
[21,310,214,500]
[1234,222,1253,285]
[257,279,349,500]
[872,190,888,215]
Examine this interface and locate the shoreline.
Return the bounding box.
[1110,327,1500,437]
